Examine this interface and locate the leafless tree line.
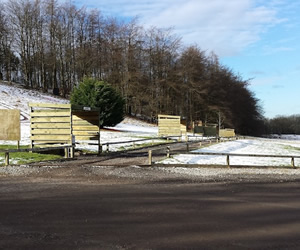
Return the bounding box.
[0,0,264,134]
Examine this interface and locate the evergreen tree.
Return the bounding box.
[70,78,125,127]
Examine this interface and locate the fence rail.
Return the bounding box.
[101,136,177,152]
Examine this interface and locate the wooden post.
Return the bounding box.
[291,157,295,168]
[133,141,136,149]
[186,143,189,152]
[192,121,195,136]
[5,152,9,166]
[199,141,202,147]
[98,129,101,155]
[30,106,33,151]
[226,155,230,168]
[17,141,20,150]
[166,146,170,158]
[71,147,74,158]
[106,144,109,153]
[148,150,152,165]
[64,148,68,158]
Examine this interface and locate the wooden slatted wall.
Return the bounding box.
[30,103,72,148]
[0,109,20,141]
[219,128,235,138]
[158,114,182,136]
[72,111,100,141]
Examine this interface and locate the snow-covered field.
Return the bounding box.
[161,138,300,167]
[1,81,300,167]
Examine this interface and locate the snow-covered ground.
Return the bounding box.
[161,138,300,167]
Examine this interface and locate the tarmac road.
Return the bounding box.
[0,174,300,249]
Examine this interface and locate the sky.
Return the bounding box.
[73,0,300,118]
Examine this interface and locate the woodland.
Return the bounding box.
[0,0,266,135]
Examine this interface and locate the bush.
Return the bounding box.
[70,78,125,127]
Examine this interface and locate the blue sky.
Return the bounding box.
[73,0,300,118]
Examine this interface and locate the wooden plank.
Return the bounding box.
[32,143,70,147]
[31,111,71,117]
[72,120,98,126]
[73,131,99,136]
[158,124,180,129]
[32,109,70,113]
[31,117,71,123]
[31,123,71,129]
[72,126,99,131]
[31,135,72,141]
[158,114,180,119]
[159,122,179,125]
[75,136,99,140]
[29,103,71,109]
[159,121,180,125]
[31,129,71,135]
[32,140,71,144]
[72,115,99,121]
[159,117,180,121]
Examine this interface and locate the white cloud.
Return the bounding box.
[75,0,284,56]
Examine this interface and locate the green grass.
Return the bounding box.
[0,145,63,166]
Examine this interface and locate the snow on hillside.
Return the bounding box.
[161,138,300,167]
[0,82,69,120]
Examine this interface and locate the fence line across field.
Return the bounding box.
[99,135,227,152]
[150,147,300,168]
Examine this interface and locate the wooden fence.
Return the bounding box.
[152,145,300,168]
[29,103,72,148]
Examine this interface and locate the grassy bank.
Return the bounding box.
[0,145,62,166]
